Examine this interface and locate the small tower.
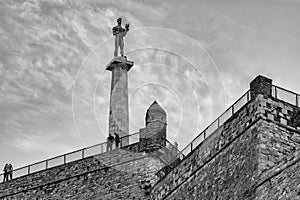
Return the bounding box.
[145,101,167,127]
[140,101,167,152]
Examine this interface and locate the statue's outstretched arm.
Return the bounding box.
[122,24,130,37]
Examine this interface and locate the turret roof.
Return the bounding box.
[147,101,166,114]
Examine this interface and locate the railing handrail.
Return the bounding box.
[173,84,299,162]
[191,90,249,148]
[170,89,251,161]
[272,85,300,107]
[0,132,140,178]
[273,85,300,97]
[151,89,252,185]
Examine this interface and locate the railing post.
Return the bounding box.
[217,118,220,127]
[64,155,66,164]
[232,106,234,115]
[275,86,278,98]
[190,143,193,152]
[46,160,48,169]
[28,166,30,175]
[82,149,85,159]
[296,94,299,107]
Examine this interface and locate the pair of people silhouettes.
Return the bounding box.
[106,133,120,151]
[3,163,13,182]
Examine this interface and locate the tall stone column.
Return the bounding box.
[106,57,134,146]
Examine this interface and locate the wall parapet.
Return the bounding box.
[150,94,264,199]
[0,132,140,182]
[165,78,300,170]
[0,145,141,197]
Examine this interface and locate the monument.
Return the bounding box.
[1,17,299,200]
[112,17,129,58]
[106,18,133,146]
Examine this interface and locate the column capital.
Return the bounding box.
[106,57,134,71]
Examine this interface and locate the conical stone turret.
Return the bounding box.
[140,101,167,152]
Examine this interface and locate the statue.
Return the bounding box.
[112,18,129,57]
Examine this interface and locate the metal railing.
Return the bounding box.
[172,85,300,161]
[151,85,300,187]
[152,89,269,185]
[178,90,251,157]
[272,85,300,107]
[0,132,140,181]
[150,90,252,184]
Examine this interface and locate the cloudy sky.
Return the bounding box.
[1,0,300,170]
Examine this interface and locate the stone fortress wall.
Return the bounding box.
[0,101,170,199]
[150,76,300,200]
[0,75,299,200]
[0,146,161,199]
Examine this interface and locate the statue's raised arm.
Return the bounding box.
[113,18,130,57]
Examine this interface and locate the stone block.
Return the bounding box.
[267,113,274,121]
[280,118,287,125]
[282,108,288,115]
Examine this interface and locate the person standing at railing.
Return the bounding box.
[114,133,120,148]
[3,163,8,182]
[7,163,13,180]
[107,134,114,151]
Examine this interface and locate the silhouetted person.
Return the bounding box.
[7,164,13,180]
[107,134,114,151]
[3,164,9,182]
[114,133,120,148]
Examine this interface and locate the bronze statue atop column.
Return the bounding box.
[112,18,129,57]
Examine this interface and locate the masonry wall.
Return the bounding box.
[160,122,259,200]
[254,96,300,200]
[1,75,300,200]
[255,149,300,200]
[150,95,262,200]
[0,143,166,199]
[150,94,300,200]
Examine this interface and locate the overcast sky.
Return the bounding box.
[1,0,300,169]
